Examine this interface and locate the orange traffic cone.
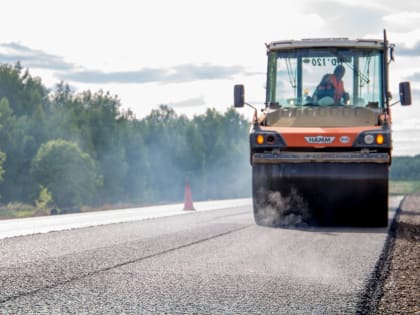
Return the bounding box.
[183,179,195,211]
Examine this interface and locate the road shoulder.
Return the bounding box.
[378,193,420,314]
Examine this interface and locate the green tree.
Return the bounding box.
[35,186,54,210]
[191,107,250,199]
[0,100,6,193]
[121,119,151,203]
[0,63,48,116]
[391,156,420,180]
[0,64,50,203]
[142,105,188,201]
[0,151,5,200]
[31,139,100,208]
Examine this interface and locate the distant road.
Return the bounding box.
[0,198,251,239]
[0,197,402,314]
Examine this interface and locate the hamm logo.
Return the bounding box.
[304,136,335,144]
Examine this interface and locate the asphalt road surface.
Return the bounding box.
[0,197,402,314]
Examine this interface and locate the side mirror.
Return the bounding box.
[234,84,245,108]
[399,81,412,106]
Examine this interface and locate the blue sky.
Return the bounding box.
[0,0,419,155]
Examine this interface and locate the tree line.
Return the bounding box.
[0,63,251,210]
[390,155,420,181]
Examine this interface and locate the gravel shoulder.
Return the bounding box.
[378,193,420,314]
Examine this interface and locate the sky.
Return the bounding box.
[0,0,419,156]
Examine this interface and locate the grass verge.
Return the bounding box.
[0,203,49,220]
[389,180,420,195]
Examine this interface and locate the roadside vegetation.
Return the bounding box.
[389,156,420,195]
[0,62,418,219]
[389,180,420,195]
[0,63,250,218]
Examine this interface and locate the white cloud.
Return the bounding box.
[383,12,420,32]
[169,96,205,109]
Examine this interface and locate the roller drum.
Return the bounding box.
[252,162,389,227]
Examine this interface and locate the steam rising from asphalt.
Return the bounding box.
[257,188,312,227]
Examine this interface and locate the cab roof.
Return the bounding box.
[266,38,387,52]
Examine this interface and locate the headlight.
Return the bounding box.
[364,134,375,144]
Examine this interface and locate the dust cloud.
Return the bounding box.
[257,188,313,227]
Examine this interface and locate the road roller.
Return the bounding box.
[234,30,412,227]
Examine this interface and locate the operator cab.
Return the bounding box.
[234,37,411,113]
[266,38,398,109]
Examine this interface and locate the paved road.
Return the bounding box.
[0,199,251,239]
[0,197,402,314]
